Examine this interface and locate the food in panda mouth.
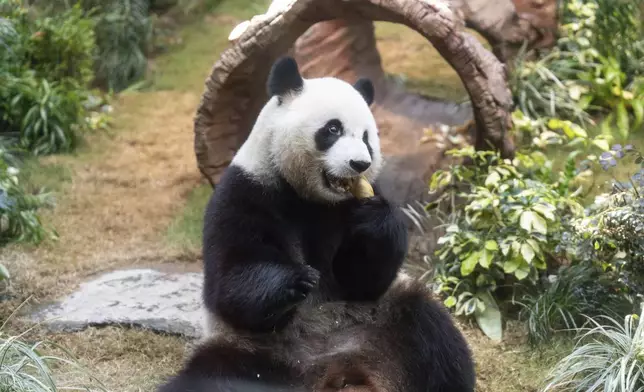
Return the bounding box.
[328,175,374,199]
[350,176,374,199]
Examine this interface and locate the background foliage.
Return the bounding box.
[416,0,644,347]
[410,0,644,388]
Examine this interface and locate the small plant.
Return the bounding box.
[516,263,631,347]
[1,71,86,155]
[542,304,644,392]
[0,301,108,392]
[0,146,56,245]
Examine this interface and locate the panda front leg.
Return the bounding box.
[204,257,320,333]
[333,193,408,302]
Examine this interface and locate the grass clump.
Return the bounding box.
[0,303,107,392]
[516,263,631,347]
[542,305,644,391]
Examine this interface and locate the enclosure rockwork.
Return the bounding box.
[193,0,539,205]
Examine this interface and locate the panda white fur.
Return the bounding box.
[157,57,475,392]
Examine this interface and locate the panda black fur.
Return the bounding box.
[158,279,475,392]
[202,56,407,333]
[157,56,475,392]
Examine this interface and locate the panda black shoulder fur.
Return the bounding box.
[202,56,408,333]
[156,56,475,392]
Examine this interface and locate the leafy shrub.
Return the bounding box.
[22,4,96,86]
[1,71,86,155]
[0,1,101,155]
[542,305,644,392]
[0,15,23,71]
[589,0,644,79]
[0,146,56,245]
[512,0,644,141]
[567,145,644,297]
[420,146,585,340]
[91,0,152,92]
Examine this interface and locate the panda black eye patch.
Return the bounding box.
[315,119,344,151]
[363,131,373,158]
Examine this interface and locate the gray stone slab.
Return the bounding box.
[29,268,207,338]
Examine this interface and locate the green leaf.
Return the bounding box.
[532,213,547,235]
[430,171,452,191]
[520,210,536,232]
[592,138,610,151]
[0,264,9,281]
[521,243,535,264]
[480,249,493,269]
[461,251,480,276]
[616,102,630,139]
[526,239,541,253]
[485,240,498,251]
[633,99,644,129]
[444,296,457,308]
[533,204,555,221]
[500,241,511,256]
[503,259,520,274]
[485,171,501,187]
[474,291,502,342]
[514,265,530,280]
[547,118,564,130]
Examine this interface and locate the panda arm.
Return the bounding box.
[203,200,319,333]
[332,188,408,301]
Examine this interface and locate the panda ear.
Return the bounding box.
[267,56,304,100]
[353,78,374,106]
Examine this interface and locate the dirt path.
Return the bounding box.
[0,4,551,391]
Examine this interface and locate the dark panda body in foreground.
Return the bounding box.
[157,56,475,392]
[159,280,476,392]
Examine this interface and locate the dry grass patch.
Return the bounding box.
[0,90,204,305]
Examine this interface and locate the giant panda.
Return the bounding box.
[201,56,407,333]
[157,56,475,392]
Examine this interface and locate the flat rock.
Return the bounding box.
[30,268,206,338]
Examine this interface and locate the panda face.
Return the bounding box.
[269,74,382,203]
[232,57,382,203]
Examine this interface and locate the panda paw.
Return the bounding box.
[283,265,320,304]
[349,195,396,232]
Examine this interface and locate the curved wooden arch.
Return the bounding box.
[194,0,516,205]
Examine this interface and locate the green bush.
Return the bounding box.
[22,4,95,86]
[0,146,56,245]
[91,0,152,92]
[1,71,86,155]
[420,146,585,340]
[512,0,644,141]
[568,145,644,296]
[0,1,101,155]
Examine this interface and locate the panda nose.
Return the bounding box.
[350,160,371,173]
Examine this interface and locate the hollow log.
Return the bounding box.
[194,0,517,205]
